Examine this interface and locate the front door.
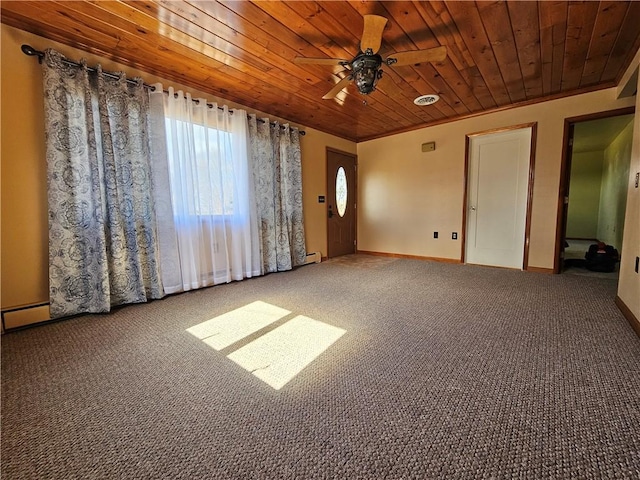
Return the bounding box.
[327,149,357,258]
[465,127,533,269]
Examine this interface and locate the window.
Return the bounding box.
[164,119,237,217]
[336,166,347,217]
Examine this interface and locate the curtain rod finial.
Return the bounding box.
[21,44,44,63]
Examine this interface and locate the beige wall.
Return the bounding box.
[1,25,50,310]
[0,24,351,316]
[617,72,640,321]
[300,131,356,258]
[598,120,634,249]
[357,90,635,269]
[566,151,603,240]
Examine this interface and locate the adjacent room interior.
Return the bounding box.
[562,113,635,279]
[1,2,639,479]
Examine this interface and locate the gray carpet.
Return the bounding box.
[2,258,639,479]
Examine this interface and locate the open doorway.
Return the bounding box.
[556,108,635,278]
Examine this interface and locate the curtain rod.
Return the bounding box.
[21,45,305,135]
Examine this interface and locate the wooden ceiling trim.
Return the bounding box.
[507,1,543,99]
[581,1,629,87]
[560,1,599,92]
[476,1,527,104]
[444,2,511,107]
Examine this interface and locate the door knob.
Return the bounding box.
[328,209,334,218]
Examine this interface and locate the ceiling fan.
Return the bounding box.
[294,14,447,100]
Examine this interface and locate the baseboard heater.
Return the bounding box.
[1,302,51,331]
[303,252,322,265]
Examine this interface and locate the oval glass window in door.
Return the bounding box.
[336,166,347,217]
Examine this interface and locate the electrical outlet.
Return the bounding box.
[434,232,438,239]
[452,232,458,240]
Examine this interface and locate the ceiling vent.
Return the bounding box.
[414,94,440,106]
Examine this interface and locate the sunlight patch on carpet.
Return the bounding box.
[227,315,346,390]
[186,301,290,350]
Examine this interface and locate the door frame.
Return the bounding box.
[326,147,357,258]
[553,106,635,273]
[461,122,538,269]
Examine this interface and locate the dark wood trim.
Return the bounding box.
[553,106,636,274]
[560,106,636,126]
[566,237,599,242]
[461,135,470,263]
[615,296,640,338]
[526,266,554,274]
[356,250,462,264]
[554,120,574,274]
[462,122,537,270]
[522,123,538,270]
[465,122,538,139]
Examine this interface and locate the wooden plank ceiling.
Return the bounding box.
[2,1,639,142]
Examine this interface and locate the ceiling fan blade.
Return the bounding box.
[293,57,349,66]
[322,74,353,100]
[387,46,447,66]
[360,14,387,54]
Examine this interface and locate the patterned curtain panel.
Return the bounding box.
[248,115,306,273]
[42,50,164,318]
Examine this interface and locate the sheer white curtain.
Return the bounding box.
[149,85,261,293]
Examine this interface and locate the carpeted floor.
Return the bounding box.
[2,258,639,479]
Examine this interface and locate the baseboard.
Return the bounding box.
[356,250,461,264]
[566,237,599,242]
[615,296,640,338]
[303,251,322,265]
[526,266,554,274]
[2,303,51,332]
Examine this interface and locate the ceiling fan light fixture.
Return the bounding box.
[414,94,440,106]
